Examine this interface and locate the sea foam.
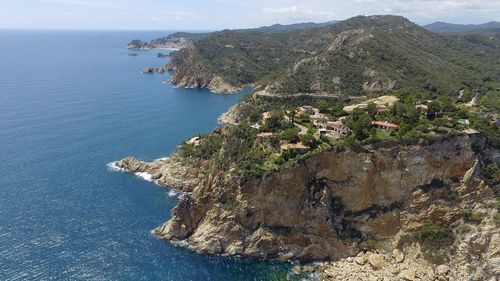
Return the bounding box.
[106,161,126,172]
[135,172,154,182]
[168,190,179,197]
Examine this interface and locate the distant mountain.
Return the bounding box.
[424,21,500,33]
[236,21,338,33]
[127,21,338,50]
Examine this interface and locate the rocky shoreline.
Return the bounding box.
[115,154,203,192]
[114,131,499,280]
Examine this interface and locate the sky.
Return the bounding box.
[1,0,499,30]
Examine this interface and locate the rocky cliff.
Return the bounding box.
[117,133,498,271]
[166,45,242,94]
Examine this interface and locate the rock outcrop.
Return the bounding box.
[293,203,500,280]
[118,133,498,264]
[166,46,242,94]
[115,155,203,192]
[142,66,166,74]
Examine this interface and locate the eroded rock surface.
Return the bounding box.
[122,134,495,261]
[166,45,242,94]
[117,133,498,281]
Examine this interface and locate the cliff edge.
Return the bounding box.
[117,134,498,271]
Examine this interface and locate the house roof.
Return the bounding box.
[257,132,274,137]
[371,121,400,128]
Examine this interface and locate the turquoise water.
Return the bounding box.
[0,30,288,280]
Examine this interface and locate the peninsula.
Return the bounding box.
[119,15,500,280]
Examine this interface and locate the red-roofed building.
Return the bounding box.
[371,121,400,130]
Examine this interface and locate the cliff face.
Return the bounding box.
[118,134,498,263]
[166,45,242,94]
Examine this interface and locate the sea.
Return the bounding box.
[0,30,290,280]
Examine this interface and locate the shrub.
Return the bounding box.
[416,223,455,264]
[481,164,500,186]
[360,238,384,250]
[417,223,454,244]
[274,156,285,166]
[463,210,482,224]
[300,133,317,148]
[281,128,300,143]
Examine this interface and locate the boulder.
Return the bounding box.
[368,253,388,270]
[142,67,154,74]
[399,269,416,281]
[426,267,436,280]
[355,255,367,265]
[392,249,405,263]
[437,264,450,276]
[291,266,301,275]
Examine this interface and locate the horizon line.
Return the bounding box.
[1,17,499,32]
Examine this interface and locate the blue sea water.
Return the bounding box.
[0,30,289,280]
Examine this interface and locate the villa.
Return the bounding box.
[371,121,400,130]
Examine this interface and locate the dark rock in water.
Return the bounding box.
[127,52,138,57]
[142,67,154,74]
[142,66,167,74]
[157,53,169,58]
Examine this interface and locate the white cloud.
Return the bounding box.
[37,0,114,8]
[5,0,500,30]
[261,4,337,23]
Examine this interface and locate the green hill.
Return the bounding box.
[424,21,500,34]
[167,15,500,96]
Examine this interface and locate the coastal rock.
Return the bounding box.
[355,255,367,265]
[399,269,416,281]
[368,253,388,270]
[436,264,450,276]
[119,133,497,264]
[207,76,240,94]
[156,67,166,73]
[115,155,203,192]
[392,249,405,263]
[166,45,242,94]
[291,266,301,275]
[142,67,154,74]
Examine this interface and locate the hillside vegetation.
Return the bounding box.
[424,21,500,34]
[167,15,500,96]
